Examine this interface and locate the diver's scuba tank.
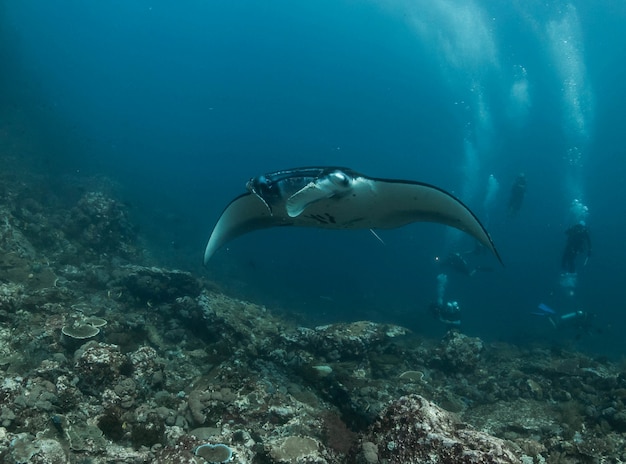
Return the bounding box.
[560,310,585,321]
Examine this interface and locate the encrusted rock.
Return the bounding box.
[434,330,484,372]
[8,433,67,464]
[286,321,408,361]
[113,378,137,408]
[0,282,25,313]
[130,345,165,390]
[353,394,522,464]
[115,265,201,303]
[353,440,378,464]
[129,411,165,448]
[65,191,138,258]
[464,399,560,440]
[67,422,107,452]
[74,342,125,395]
[13,378,58,412]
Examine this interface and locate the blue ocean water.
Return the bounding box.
[1,1,625,355]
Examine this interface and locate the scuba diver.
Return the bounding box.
[561,221,591,274]
[436,248,494,277]
[430,273,461,326]
[507,172,527,217]
[533,303,597,339]
[430,300,461,326]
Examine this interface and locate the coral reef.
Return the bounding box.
[1,171,626,463]
[194,442,233,462]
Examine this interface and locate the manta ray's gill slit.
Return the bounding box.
[302,212,337,224]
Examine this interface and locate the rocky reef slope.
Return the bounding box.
[1,172,625,463]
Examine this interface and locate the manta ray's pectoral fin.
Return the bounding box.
[365,178,503,265]
[203,193,284,265]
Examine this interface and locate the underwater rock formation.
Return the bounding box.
[433,330,484,372]
[113,265,202,304]
[74,342,126,395]
[284,321,408,361]
[65,191,138,259]
[352,394,521,463]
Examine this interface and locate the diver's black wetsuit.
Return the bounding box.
[441,252,474,277]
[561,223,591,273]
[508,173,527,216]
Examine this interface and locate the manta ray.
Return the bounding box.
[204,167,502,265]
